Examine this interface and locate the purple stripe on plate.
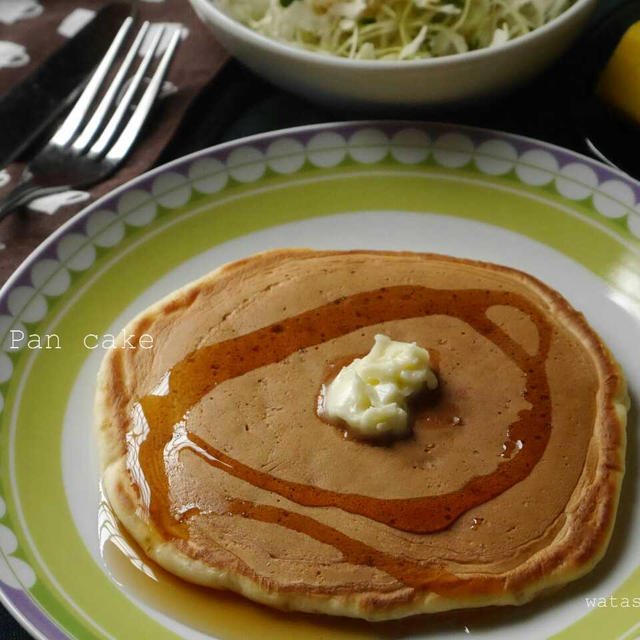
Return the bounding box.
[3,585,69,640]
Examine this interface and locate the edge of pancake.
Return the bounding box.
[95,249,629,620]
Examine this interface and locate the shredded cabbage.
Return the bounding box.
[215,0,575,60]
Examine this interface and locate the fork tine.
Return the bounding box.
[72,22,150,153]
[106,28,181,164]
[89,25,165,157]
[50,16,134,148]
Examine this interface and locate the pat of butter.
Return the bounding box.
[597,21,640,124]
[321,334,438,439]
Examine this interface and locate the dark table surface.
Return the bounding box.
[0,0,630,636]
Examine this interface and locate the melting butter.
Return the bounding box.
[321,334,438,439]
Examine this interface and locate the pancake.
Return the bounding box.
[95,249,628,621]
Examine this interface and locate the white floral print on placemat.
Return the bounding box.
[28,190,91,215]
[0,41,29,68]
[0,0,42,26]
[0,497,35,590]
[0,170,11,189]
[57,8,96,38]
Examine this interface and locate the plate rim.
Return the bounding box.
[2,118,640,306]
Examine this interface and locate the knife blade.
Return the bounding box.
[0,1,136,168]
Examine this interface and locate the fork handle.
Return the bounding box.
[0,175,69,221]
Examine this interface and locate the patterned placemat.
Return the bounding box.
[0,0,228,286]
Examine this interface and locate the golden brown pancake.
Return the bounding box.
[95,249,628,620]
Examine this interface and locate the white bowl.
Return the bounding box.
[189,0,597,109]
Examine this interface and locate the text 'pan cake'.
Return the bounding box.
[96,250,628,620]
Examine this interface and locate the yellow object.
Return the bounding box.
[597,21,640,124]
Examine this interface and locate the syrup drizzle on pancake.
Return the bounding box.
[128,285,552,592]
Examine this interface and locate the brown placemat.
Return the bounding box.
[0,0,228,285]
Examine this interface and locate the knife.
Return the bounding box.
[0,1,136,168]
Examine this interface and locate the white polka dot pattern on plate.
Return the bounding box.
[56,234,95,272]
[6,557,35,589]
[348,128,389,164]
[592,180,636,219]
[555,163,598,200]
[189,158,228,193]
[0,353,12,384]
[226,146,265,183]
[0,520,35,590]
[0,556,33,589]
[516,149,559,186]
[7,287,46,324]
[86,210,125,248]
[0,316,26,352]
[0,557,21,590]
[152,172,192,208]
[433,133,474,168]
[0,390,37,590]
[627,212,640,240]
[266,138,305,174]
[0,525,16,555]
[475,139,517,176]
[118,189,157,227]
[390,128,430,164]
[30,260,70,297]
[306,131,346,168]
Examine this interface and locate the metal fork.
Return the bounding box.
[0,18,181,219]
